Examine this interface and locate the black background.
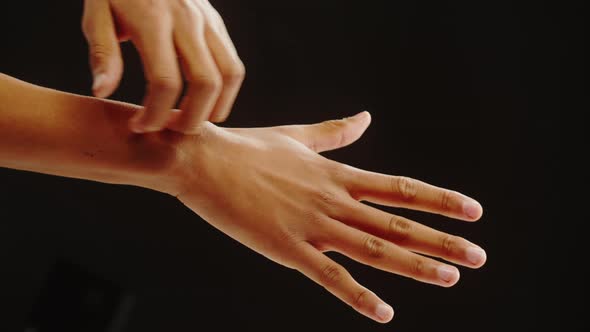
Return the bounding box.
[1,0,569,331]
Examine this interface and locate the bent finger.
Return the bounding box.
[195,0,245,122]
[167,8,222,133]
[130,22,182,133]
[81,0,123,98]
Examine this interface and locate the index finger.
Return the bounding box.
[345,169,483,221]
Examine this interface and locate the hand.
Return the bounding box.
[82,0,245,133]
[172,112,487,323]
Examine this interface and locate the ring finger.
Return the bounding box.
[321,220,461,287]
[339,201,487,268]
[168,3,222,133]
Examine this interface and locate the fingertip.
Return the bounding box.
[209,110,230,124]
[466,246,487,268]
[462,199,484,221]
[209,116,225,124]
[130,107,170,133]
[363,111,372,124]
[92,72,109,98]
[437,265,461,287]
[352,111,372,132]
[92,65,123,98]
[349,110,370,122]
[129,114,158,134]
[374,303,394,323]
[342,111,371,139]
[129,121,146,134]
[359,110,371,119]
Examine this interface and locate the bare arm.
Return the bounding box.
[0,73,183,194]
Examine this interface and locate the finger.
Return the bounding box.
[129,21,182,133]
[166,5,222,133]
[201,24,246,123]
[82,0,123,98]
[338,200,487,268]
[346,171,483,221]
[196,3,245,122]
[280,111,372,153]
[324,222,461,287]
[294,243,394,323]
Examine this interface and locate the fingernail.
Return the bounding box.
[462,200,481,219]
[466,247,487,266]
[351,111,368,119]
[130,118,146,134]
[437,265,459,283]
[92,73,107,96]
[375,303,394,322]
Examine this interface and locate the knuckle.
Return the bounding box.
[145,0,167,13]
[321,119,349,147]
[328,162,352,184]
[118,0,163,21]
[312,189,347,216]
[322,119,347,131]
[320,264,345,288]
[302,210,327,226]
[81,17,94,38]
[88,43,112,60]
[150,76,182,95]
[362,235,386,259]
[193,75,223,94]
[177,0,205,21]
[308,139,318,153]
[317,190,337,206]
[410,257,426,276]
[222,65,246,85]
[392,176,418,201]
[208,7,224,24]
[335,130,348,148]
[214,14,225,27]
[277,227,304,249]
[81,12,102,39]
[387,215,412,244]
[308,240,330,252]
[441,235,456,256]
[439,189,454,211]
[352,290,370,310]
[440,235,467,257]
[176,0,195,11]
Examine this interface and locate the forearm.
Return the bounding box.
[0,73,184,194]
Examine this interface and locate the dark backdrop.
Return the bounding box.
[1,1,568,331]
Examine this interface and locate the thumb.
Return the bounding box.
[82,0,123,98]
[283,111,372,153]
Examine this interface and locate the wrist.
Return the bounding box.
[117,130,187,196]
[130,121,220,197]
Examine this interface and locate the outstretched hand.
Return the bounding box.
[0,75,484,323]
[173,112,486,323]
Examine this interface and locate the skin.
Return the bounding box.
[82,0,245,133]
[0,73,487,323]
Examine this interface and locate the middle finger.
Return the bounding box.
[337,200,487,268]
